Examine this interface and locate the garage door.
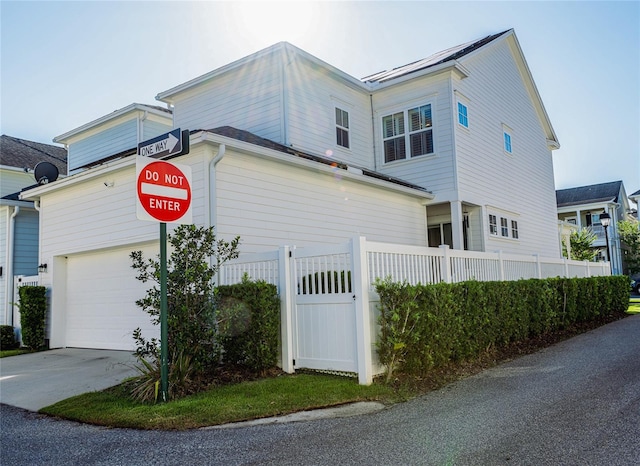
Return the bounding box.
[65,244,159,350]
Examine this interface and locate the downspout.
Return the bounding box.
[206,143,226,270]
[370,94,376,171]
[5,206,19,326]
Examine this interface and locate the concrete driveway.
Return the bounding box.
[0,348,139,411]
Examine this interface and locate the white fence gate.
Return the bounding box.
[219,237,611,385]
[13,275,39,344]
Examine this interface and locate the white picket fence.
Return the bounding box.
[219,237,611,384]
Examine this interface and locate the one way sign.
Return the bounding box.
[138,128,188,158]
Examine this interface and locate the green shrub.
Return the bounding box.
[0,325,17,350]
[217,276,280,375]
[375,275,629,380]
[18,286,47,351]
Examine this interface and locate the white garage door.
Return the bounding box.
[65,244,159,350]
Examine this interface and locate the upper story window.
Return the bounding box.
[503,125,513,154]
[335,107,350,149]
[383,103,434,163]
[457,102,468,128]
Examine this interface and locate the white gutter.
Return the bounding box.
[5,206,19,326]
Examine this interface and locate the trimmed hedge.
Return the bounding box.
[375,275,629,379]
[216,279,280,374]
[18,286,47,351]
[0,325,18,350]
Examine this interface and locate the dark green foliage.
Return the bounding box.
[375,275,629,379]
[217,276,280,375]
[0,325,18,350]
[18,286,47,351]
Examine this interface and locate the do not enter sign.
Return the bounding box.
[136,156,193,224]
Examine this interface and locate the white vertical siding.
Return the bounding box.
[214,149,428,253]
[286,59,374,169]
[454,40,559,256]
[371,73,457,194]
[68,119,138,172]
[171,51,284,143]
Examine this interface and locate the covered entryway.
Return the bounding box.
[62,243,159,350]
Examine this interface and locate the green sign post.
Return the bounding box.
[135,132,191,402]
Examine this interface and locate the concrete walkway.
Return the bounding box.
[0,348,139,411]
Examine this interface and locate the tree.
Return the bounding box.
[130,225,240,400]
[563,228,597,262]
[618,220,640,275]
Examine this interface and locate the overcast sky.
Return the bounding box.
[1,1,638,198]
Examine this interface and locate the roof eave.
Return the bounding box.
[367,61,470,91]
[53,104,171,144]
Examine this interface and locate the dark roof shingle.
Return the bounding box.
[556,181,623,207]
[0,135,67,174]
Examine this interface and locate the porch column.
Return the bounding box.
[451,201,464,250]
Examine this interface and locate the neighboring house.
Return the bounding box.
[630,189,640,220]
[21,29,562,350]
[556,180,632,275]
[0,135,67,327]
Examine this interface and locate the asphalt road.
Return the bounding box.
[2,315,639,465]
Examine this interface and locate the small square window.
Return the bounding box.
[457,102,468,128]
[503,131,512,154]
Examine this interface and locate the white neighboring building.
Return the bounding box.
[0,135,67,328]
[22,29,562,350]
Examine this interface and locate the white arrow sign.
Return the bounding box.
[138,128,183,158]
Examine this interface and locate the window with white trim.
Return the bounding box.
[501,217,509,237]
[489,214,498,235]
[457,102,468,128]
[383,103,434,163]
[503,126,513,154]
[335,107,350,149]
[511,220,519,239]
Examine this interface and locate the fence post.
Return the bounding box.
[278,246,295,374]
[564,258,569,278]
[351,236,373,385]
[535,254,542,279]
[498,250,505,281]
[584,260,591,278]
[439,245,451,283]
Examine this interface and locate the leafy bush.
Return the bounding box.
[0,325,17,350]
[217,276,280,375]
[18,286,47,351]
[130,225,240,400]
[375,275,629,380]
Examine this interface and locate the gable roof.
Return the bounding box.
[556,181,624,207]
[362,30,509,84]
[0,135,67,173]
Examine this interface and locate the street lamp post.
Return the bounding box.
[600,212,612,274]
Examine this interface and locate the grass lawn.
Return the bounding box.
[40,373,401,430]
[0,349,31,358]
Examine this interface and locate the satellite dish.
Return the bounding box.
[33,162,59,185]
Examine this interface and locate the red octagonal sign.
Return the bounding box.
[136,157,193,224]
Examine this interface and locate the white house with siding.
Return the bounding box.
[0,135,67,329]
[22,29,562,351]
